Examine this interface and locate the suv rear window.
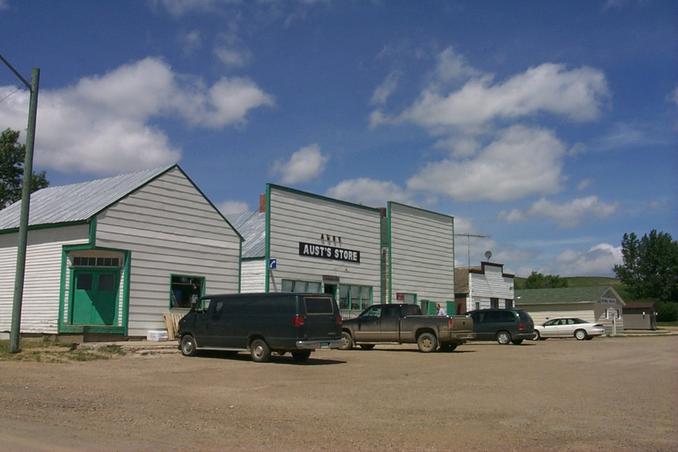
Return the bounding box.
[304,297,334,315]
[516,310,532,322]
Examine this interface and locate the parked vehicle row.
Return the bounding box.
[176,293,607,364]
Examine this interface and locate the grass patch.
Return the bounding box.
[0,340,126,363]
[658,321,678,327]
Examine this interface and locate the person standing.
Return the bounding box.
[436,303,446,316]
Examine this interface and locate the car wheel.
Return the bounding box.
[417,332,438,353]
[339,331,354,350]
[511,339,524,345]
[574,329,588,341]
[533,331,541,341]
[180,334,197,357]
[359,344,375,350]
[291,350,311,361]
[496,331,511,345]
[440,343,458,352]
[250,338,271,362]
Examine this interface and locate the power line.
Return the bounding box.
[454,233,490,268]
[0,86,21,104]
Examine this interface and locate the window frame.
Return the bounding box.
[169,274,206,309]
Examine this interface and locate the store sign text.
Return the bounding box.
[299,242,360,263]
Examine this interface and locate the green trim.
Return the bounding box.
[0,220,88,235]
[58,243,129,335]
[264,184,271,293]
[267,183,382,213]
[387,200,455,220]
[122,250,131,336]
[237,240,242,293]
[88,217,97,245]
[387,204,393,304]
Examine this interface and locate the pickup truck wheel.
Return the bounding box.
[250,338,271,362]
[180,334,197,357]
[339,331,354,350]
[359,344,375,350]
[417,332,437,353]
[496,331,511,345]
[291,351,311,361]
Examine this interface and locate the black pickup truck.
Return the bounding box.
[339,303,474,352]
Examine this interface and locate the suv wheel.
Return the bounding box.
[250,338,271,362]
[496,331,511,345]
[339,331,354,350]
[574,329,588,341]
[180,334,197,356]
[291,350,311,361]
[417,332,438,353]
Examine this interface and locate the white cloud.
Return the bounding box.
[407,125,566,202]
[370,71,400,106]
[326,178,411,207]
[554,243,622,276]
[151,0,227,16]
[179,30,202,55]
[214,47,251,67]
[0,57,273,174]
[272,144,328,184]
[217,200,250,215]
[500,196,618,227]
[431,46,481,85]
[397,63,608,131]
[0,0,8,10]
[577,179,592,191]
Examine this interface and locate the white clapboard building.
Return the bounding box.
[0,165,241,338]
[234,185,456,318]
[454,262,515,313]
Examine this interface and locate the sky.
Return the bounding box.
[0,0,676,277]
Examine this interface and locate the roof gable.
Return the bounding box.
[0,165,175,231]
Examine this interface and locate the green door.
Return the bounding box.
[72,270,119,326]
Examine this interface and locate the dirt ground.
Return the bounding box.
[1,336,676,451]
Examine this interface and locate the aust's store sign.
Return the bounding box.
[299,242,360,263]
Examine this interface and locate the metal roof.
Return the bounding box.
[227,211,265,259]
[0,165,174,231]
[515,286,623,306]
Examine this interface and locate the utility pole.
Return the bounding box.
[0,54,40,353]
[454,233,490,268]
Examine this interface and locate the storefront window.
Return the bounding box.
[339,285,372,318]
[281,279,322,293]
[339,285,350,310]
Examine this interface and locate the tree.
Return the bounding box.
[0,128,49,207]
[614,230,678,302]
[523,271,568,289]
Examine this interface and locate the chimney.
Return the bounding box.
[259,193,266,213]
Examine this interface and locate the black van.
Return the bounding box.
[466,309,535,345]
[177,293,343,362]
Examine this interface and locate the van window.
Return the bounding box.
[304,297,334,315]
[499,311,515,322]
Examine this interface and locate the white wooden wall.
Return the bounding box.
[95,167,241,336]
[518,304,595,325]
[0,224,89,334]
[389,203,454,304]
[470,266,514,300]
[268,187,381,302]
[241,259,266,293]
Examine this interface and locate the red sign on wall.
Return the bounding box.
[396,293,404,301]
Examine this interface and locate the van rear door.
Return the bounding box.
[301,296,341,341]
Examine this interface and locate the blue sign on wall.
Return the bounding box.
[269,258,277,270]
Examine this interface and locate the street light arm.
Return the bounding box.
[0,53,32,89]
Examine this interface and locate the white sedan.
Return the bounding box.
[533,318,606,341]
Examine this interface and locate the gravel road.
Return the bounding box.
[1,336,676,451]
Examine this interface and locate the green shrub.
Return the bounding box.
[656,301,678,322]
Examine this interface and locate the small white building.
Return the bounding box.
[515,286,625,334]
[0,165,242,338]
[454,262,515,313]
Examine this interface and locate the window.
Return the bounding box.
[76,273,93,290]
[361,305,382,318]
[281,279,321,293]
[305,297,334,314]
[402,305,421,316]
[170,275,204,308]
[98,273,116,291]
[73,256,120,267]
[336,284,372,316]
[505,299,513,309]
[490,298,499,309]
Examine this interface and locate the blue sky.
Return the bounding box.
[1,0,676,276]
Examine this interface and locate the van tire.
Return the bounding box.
[496,331,511,345]
[417,332,437,353]
[292,351,311,361]
[180,334,197,357]
[339,331,354,350]
[250,338,271,362]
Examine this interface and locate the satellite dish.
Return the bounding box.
[484,250,492,261]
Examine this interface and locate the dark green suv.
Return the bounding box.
[467,309,535,345]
